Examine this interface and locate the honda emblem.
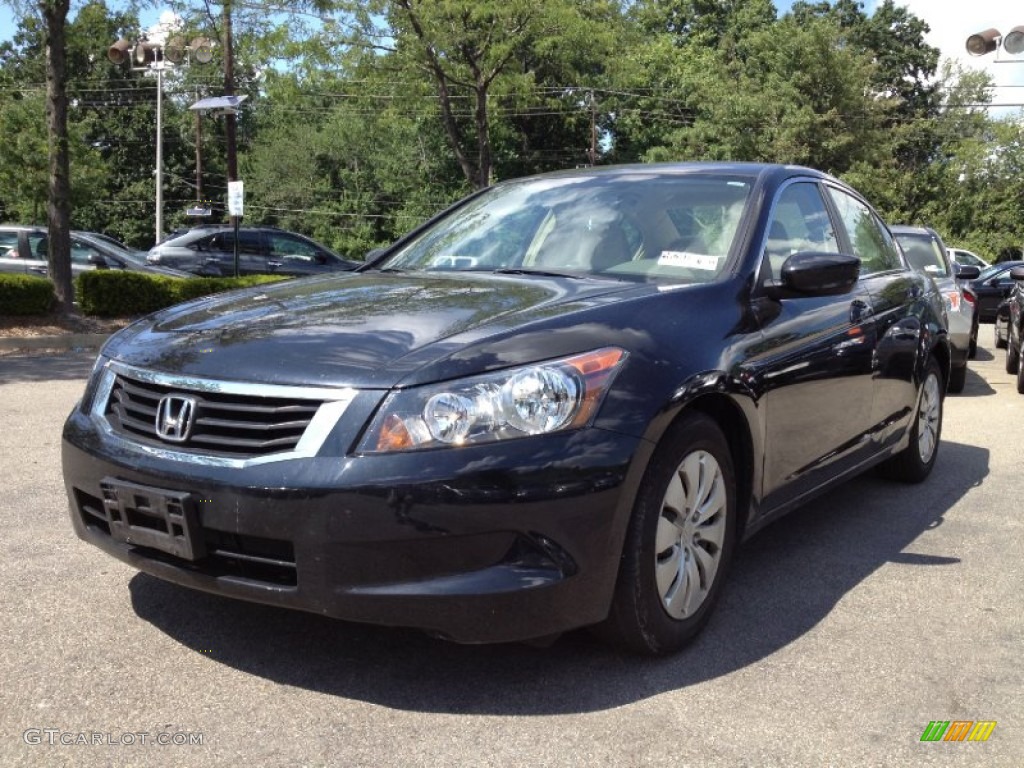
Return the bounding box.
[155,394,197,443]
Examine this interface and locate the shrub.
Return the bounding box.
[77,271,179,317]
[76,271,291,317]
[0,274,56,315]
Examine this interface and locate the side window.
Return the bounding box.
[765,182,839,280]
[69,240,101,265]
[0,232,19,257]
[238,231,263,256]
[206,232,261,255]
[27,233,48,260]
[825,187,900,274]
[268,233,318,262]
[194,235,218,251]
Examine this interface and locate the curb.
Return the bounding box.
[0,334,110,352]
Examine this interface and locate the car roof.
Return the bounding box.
[512,161,836,187]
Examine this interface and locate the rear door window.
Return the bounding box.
[825,187,901,274]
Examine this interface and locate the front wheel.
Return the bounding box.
[1017,352,1024,394]
[947,362,966,394]
[879,357,942,483]
[595,413,736,655]
[1007,337,1020,375]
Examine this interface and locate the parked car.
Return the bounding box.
[1005,266,1024,392]
[890,225,970,392]
[994,299,1010,349]
[147,225,361,276]
[63,163,949,655]
[961,260,1024,361]
[0,225,188,278]
[71,231,190,277]
[948,247,988,269]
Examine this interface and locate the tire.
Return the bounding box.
[947,362,966,394]
[1007,337,1020,375]
[1017,353,1024,394]
[995,325,1007,350]
[879,357,942,483]
[595,413,737,655]
[968,326,977,360]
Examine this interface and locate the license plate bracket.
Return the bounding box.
[100,478,205,561]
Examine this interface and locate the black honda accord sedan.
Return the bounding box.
[62,163,949,654]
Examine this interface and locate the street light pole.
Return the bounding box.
[155,63,164,243]
[108,35,214,245]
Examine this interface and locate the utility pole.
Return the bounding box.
[589,90,597,167]
[223,0,238,183]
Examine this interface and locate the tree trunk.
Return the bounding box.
[41,0,73,314]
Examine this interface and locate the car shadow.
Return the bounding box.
[954,366,998,397]
[129,440,988,715]
[973,346,995,363]
[0,351,97,384]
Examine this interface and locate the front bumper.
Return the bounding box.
[62,406,650,644]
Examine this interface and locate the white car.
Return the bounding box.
[948,247,989,269]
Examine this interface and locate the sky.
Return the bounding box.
[0,1,1021,110]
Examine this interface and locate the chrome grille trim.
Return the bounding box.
[91,361,357,468]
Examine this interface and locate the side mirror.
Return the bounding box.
[764,252,861,300]
[1010,266,1024,281]
[88,253,109,269]
[954,264,980,281]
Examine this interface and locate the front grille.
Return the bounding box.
[104,373,322,457]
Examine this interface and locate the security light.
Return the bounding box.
[965,28,1000,56]
[107,38,131,65]
[1004,25,1024,55]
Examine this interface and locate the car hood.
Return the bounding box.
[102,271,647,388]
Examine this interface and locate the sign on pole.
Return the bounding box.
[227,180,244,217]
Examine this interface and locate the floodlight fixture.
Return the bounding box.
[190,37,215,64]
[1004,25,1024,55]
[107,38,131,65]
[965,28,1001,57]
[164,36,186,64]
[134,41,160,65]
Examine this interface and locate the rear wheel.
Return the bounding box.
[1017,353,1024,394]
[995,323,1007,349]
[1007,336,1020,375]
[879,357,942,483]
[596,413,736,655]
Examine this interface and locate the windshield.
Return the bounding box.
[977,263,1010,281]
[895,232,950,278]
[379,173,752,283]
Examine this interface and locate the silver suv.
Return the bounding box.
[891,225,972,393]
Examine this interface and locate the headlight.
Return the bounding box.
[358,347,627,453]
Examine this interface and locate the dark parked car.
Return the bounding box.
[1004,266,1024,392]
[63,163,949,655]
[146,225,361,276]
[962,260,1024,360]
[890,225,970,392]
[0,225,187,278]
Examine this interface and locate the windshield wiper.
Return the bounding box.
[491,267,583,279]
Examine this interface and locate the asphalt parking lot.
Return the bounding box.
[1,336,1021,767]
